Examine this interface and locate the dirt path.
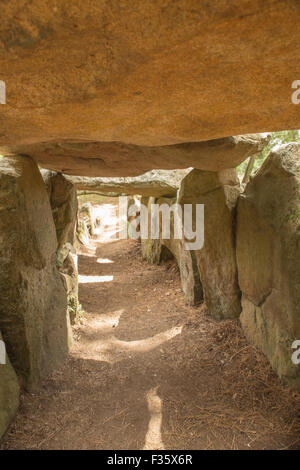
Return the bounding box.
[1,233,300,449]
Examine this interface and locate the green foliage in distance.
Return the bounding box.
[237,130,300,178]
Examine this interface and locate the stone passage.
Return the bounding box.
[0,156,71,391]
[237,144,300,388]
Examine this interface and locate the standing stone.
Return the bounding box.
[42,170,79,324]
[127,196,141,241]
[236,144,300,388]
[0,156,71,390]
[179,247,203,305]
[178,169,241,318]
[156,196,203,305]
[141,197,162,264]
[0,332,19,440]
[41,170,78,249]
[77,202,97,242]
[140,196,203,305]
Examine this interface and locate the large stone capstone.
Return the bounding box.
[0,1,298,169]
[0,156,71,390]
[236,144,300,388]
[65,169,188,197]
[1,135,266,177]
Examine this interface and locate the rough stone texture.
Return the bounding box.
[0,1,298,173]
[127,196,141,240]
[179,246,203,306]
[60,253,79,325]
[178,169,241,318]
[78,202,97,237]
[156,196,203,305]
[41,170,79,324]
[141,197,162,264]
[65,169,188,197]
[0,156,71,390]
[76,218,91,247]
[41,171,78,249]
[0,134,267,176]
[236,144,300,388]
[1,136,266,177]
[0,332,20,440]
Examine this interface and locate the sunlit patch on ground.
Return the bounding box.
[87,309,124,333]
[97,258,114,264]
[143,387,165,450]
[93,325,182,364]
[74,307,182,364]
[78,275,114,284]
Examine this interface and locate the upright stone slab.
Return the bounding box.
[156,196,203,305]
[178,246,203,305]
[42,170,78,249]
[0,156,70,390]
[140,196,203,305]
[0,332,19,440]
[236,144,300,388]
[178,169,241,318]
[42,170,79,325]
[140,197,162,264]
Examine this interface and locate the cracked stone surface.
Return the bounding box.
[236,143,300,388]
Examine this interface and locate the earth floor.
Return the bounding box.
[1,230,299,449]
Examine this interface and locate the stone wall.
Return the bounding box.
[141,170,241,316]
[236,144,300,387]
[140,196,203,305]
[140,156,300,388]
[140,197,162,265]
[178,169,241,319]
[42,171,79,324]
[0,156,71,391]
[42,170,78,249]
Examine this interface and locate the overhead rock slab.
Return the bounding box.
[65,169,188,197]
[0,332,20,441]
[178,168,241,318]
[0,156,71,390]
[0,1,298,169]
[1,135,266,177]
[236,144,300,388]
